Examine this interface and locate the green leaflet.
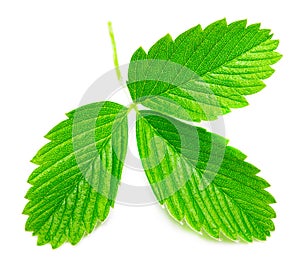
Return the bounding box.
[136,110,275,241]
[23,102,128,248]
[127,19,282,121]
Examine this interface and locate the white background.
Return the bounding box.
[0,0,299,262]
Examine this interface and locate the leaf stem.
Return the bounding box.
[108,21,123,86]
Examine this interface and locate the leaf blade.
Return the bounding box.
[136,110,275,241]
[128,19,281,121]
[23,101,128,248]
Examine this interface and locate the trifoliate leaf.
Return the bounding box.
[136,110,275,241]
[23,101,128,248]
[128,19,282,121]
[24,20,280,248]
